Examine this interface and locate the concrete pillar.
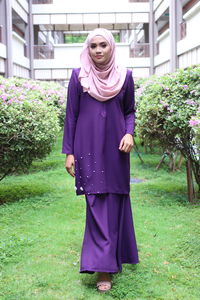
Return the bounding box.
[28,0,34,79]
[169,0,178,72]
[149,0,154,75]
[5,0,13,77]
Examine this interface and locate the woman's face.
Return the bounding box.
[89,35,112,66]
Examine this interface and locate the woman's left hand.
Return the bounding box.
[119,133,134,153]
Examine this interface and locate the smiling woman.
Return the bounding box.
[89,36,112,66]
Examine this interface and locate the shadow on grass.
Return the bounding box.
[29,159,63,173]
[0,181,52,205]
[9,159,63,176]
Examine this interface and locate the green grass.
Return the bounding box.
[0,135,200,300]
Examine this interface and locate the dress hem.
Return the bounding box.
[79,261,139,274]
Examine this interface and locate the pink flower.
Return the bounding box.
[189,117,200,126]
[186,99,195,105]
[7,99,14,104]
[167,107,173,112]
[190,90,197,94]
[183,85,189,89]
[58,99,64,105]
[160,100,169,107]
[32,85,40,90]
[136,88,143,97]
[1,94,8,101]
[14,99,21,103]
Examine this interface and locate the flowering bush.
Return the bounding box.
[136,66,200,193]
[0,76,61,179]
[0,76,66,126]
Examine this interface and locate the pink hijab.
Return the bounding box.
[78,28,127,102]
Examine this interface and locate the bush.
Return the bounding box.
[136,66,200,194]
[0,76,66,126]
[0,77,61,179]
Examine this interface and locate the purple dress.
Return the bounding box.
[62,68,135,195]
[62,68,139,273]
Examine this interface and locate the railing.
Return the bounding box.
[32,0,53,4]
[130,43,149,57]
[34,45,54,59]
[180,21,187,40]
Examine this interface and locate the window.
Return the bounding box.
[156,9,169,37]
[12,10,26,39]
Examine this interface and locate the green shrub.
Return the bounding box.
[0,77,61,179]
[0,76,66,126]
[136,66,200,193]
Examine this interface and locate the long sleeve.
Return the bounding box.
[62,69,80,154]
[123,70,136,136]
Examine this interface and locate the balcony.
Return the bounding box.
[33,43,150,80]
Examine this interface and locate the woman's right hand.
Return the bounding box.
[65,154,75,177]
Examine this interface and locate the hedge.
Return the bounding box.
[0,76,63,179]
[135,66,200,194]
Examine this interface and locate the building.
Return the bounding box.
[152,0,200,75]
[0,0,33,78]
[0,0,200,81]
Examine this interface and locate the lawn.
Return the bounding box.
[0,135,200,300]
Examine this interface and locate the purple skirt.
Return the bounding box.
[80,193,139,273]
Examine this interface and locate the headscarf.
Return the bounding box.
[78,28,127,102]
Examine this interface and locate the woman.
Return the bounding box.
[62,28,139,293]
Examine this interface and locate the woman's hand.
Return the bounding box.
[65,154,75,177]
[119,134,134,153]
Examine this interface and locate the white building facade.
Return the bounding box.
[0,0,199,81]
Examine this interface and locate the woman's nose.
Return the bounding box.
[96,47,102,53]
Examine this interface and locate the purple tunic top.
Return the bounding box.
[62,68,135,196]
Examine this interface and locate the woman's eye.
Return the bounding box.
[90,44,96,49]
[101,44,107,48]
